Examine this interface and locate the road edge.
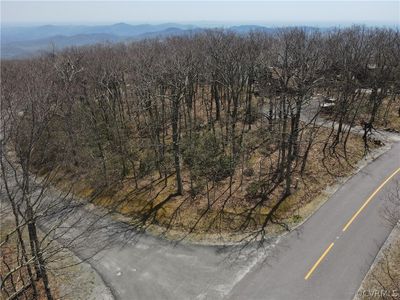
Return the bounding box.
[353,223,400,300]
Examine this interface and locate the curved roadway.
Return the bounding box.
[57,132,400,300]
[2,101,399,300]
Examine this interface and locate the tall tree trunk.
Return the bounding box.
[171,92,183,195]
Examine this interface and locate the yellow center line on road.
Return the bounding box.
[304,242,334,280]
[304,167,400,281]
[342,166,400,232]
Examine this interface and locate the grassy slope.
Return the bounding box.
[50,124,375,242]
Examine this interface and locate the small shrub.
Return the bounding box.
[138,151,156,177]
[211,155,235,182]
[243,168,254,177]
[246,181,262,199]
[189,182,204,198]
[292,214,302,223]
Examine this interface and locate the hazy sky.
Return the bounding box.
[1,1,399,26]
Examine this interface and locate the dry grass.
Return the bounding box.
[356,96,400,132]
[0,218,60,300]
[0,215,99,300]
[46,123,376,243]
[30,91,381,242]
[376,97,400,131]
[320,94,400,133]
[356,227,400,300]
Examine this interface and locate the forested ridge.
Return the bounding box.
[1,26,400,242]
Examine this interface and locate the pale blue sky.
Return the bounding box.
[1,1,399,26]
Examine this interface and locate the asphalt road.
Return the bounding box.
[2,100,399,300]
[40,134,399,300]
[1,155,274,300]
[227,140,400,300]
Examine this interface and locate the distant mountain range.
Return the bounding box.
[1,23,194,59]
[1,23,318,59]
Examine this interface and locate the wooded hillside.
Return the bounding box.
[2,26,399,241]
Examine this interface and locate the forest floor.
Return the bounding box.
[51,125,381,244]
[0,210,113,300]
[355,225,400,300]
[337,96,400,132]
[376,97,400,132]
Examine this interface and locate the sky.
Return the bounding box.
[1,1,399,26]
